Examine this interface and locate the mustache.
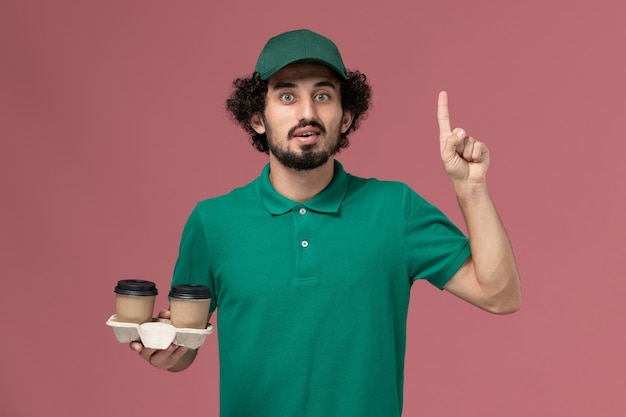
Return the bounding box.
[287,120,326,139]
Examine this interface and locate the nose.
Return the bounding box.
[296,96,317,121]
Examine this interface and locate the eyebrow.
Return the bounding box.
[271,80,338,90]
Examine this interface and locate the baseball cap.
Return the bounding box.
[254,29,348,80]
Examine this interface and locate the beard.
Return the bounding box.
[264,116,343,171]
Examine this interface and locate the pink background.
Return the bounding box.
[1,1,625,416]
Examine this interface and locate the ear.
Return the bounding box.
[250,113,266,134]
[340,111,354,134]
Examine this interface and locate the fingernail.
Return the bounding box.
[456,129,465,138]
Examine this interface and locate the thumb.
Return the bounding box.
[441,128,467,158]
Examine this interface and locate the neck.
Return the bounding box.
[268,156,335,203]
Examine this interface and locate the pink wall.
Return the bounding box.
[2,1,625,416]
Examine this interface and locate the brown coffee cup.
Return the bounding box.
[114,279,158,324]
[169,284,211,329]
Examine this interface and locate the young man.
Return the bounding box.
[131,29,521,417]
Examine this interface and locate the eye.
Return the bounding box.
[280,93,294,102]
[314,93,330,101]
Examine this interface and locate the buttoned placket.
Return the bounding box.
[293,205,317,285]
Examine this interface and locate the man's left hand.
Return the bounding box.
[437,91,490,186]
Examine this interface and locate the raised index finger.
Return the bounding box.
[437,91,451,137]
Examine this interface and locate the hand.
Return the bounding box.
[437,91,490,186]
[129,309,191,371]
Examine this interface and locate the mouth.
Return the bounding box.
[290,123,324,145]
[293,129,319,145]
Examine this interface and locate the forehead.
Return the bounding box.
[268,62,341,87]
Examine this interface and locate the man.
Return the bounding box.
[131,29,521,416]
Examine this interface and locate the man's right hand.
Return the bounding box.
[129,309,198,372]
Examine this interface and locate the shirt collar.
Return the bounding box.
[258,160,348,215]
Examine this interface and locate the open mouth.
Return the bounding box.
[291,126,322,144]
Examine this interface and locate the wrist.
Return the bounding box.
[452,180,490,204]
[167,348,198,372]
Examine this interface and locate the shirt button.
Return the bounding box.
[301,240,309,248]
[299,208,307,215]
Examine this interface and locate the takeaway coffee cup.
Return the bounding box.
[169,284,211,329]
[114,279,158,324]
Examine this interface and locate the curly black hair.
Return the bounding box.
[226,70,372,153]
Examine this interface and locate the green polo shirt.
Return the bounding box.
[171,160,470,417]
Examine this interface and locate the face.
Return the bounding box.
[251,62,353,171]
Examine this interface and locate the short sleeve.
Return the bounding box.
[171,206,217,312]
[403,186,471,289]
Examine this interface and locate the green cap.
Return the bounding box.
[254,29,348,80]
